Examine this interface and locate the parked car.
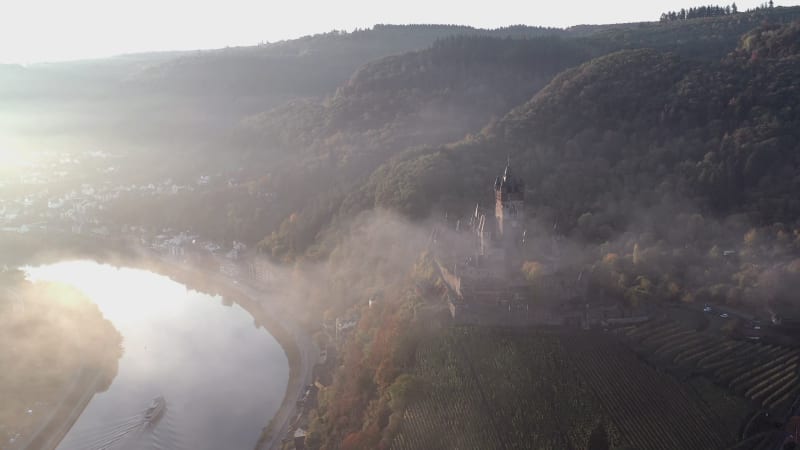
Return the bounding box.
[720,313,729,319]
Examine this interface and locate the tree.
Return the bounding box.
[732,2,738,13]
[387,374,420,412]
[522,260,545,281]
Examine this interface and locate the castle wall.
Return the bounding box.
[435,259,461,298]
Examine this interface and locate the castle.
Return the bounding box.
[493,161,525,249]
[435,161,556,325]
[465,159,526,273]
[434,160,592,326]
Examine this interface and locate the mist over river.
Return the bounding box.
[24,260,289,450]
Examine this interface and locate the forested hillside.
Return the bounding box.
[253,18,800,448]
[243,8,800,260]
[10,9,800,299]
[335,19,800,315]
[362,21,800,231]
[101,33,601,248]
[11,9,800,258]
[244,36,597,258]
[92,7,800,263]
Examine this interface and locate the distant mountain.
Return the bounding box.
[0,24,568,152]
[237,34,594,176]
[588,5,800,59]
[0,52,187,100]
[123,25,567,109]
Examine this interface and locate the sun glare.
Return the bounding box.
[23,261,191,324]
[0,146,29,170]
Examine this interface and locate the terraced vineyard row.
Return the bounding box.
[454,328,617,450]
[617,320,800,414]
[390,332,502,450]
[392,327,734,450]
[565,333,733,450]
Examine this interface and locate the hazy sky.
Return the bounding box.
[0,0,786,64]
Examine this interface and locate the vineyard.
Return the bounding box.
[390,327,738,450]
[615,319,800,417]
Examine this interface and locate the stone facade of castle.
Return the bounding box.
[432,160,620,326]
[433,161,556,324]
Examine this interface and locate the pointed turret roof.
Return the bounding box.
[497,157,523,193]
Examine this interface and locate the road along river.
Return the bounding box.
[24,260,290,450]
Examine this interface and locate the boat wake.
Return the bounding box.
[57,397,188,450]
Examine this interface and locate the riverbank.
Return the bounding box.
[20,366,103,450]
[2,230,315,450]
[234,279,315,450]
[136,254,316,450]
[0,261,123,450]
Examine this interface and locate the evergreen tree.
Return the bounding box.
[660,4,740,21]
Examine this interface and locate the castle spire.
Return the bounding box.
[495,158,524,240]
[503,155,515,183]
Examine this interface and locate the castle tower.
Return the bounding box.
[494,159,525,246]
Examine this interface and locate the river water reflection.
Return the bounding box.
[25,260,289,450]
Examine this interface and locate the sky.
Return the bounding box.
[0,0,786,64]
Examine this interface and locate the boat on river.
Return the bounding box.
[143,396,166,425]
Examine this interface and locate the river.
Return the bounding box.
[24,260,290,450]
